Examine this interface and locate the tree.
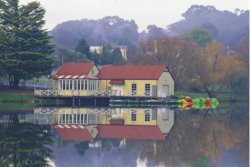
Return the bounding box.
[0,113,53,167]
[237,39,249,70]
[219,54,248,97]
[182,28,213,47]
[194,41,225,97]
[75,38,90,59]
[136,36,199,90]
[52,47,89,68]
[0,0,54,88]
[112,47,126,65]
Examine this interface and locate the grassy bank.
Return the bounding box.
[0,89,36,110]
[175,91,248,102]
[0,103,35,110]
[0,88,36,103]
[0,92,34,102]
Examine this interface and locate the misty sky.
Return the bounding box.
[20,0,249,32]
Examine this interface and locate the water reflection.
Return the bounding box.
[35,107,175,141]
[0,113,53,167]
[0,104,248,167]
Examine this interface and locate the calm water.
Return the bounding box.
[0,103,248,167]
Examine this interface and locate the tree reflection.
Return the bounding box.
[74,142,89,156]
[138,105,248,167]
[0,113,53,167]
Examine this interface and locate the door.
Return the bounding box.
[112,84,123,96]
[161,85,169,97]
[152,85,157,97]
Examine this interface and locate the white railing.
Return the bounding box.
[34,89,123,97]
[131,90,137,96]
[34,107,58,113]
[34,89,62,96]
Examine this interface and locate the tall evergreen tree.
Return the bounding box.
[75,38,90,59]
[0,0,54,87]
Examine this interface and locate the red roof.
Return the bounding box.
[97,125,165,141]
[97,65,166,80]
[54,63,95,77]
[53,125,94,141]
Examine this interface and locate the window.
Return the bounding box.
[145,84,150,96]
[78,80,81,90]
[145,110,150,122]
[131,84,137,95]
[85,80,88,90]
[73,114,77,123]
[131,111,136,121]
[81,80,84,90]
[69,80,73,90]
[61,80,67,90]
[66,80,69,90]
[69,114,72,123]
[74,80,77,90]
[80,114,84,123]
[65,114,69,123]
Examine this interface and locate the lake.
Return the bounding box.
[0,102,248,167]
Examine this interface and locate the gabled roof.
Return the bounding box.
[97,65,166,80]
[53,63,96,79]
[97,125,165,141]
[53,124,95,141]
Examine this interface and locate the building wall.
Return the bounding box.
[54,108,157,126]
[88,65,99,77]
[97,108,157,126]
[157,108,174,134]
[123,108,157,126]
[157,71,174,96]
[99,80,157,96]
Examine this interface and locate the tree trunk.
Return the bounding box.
[204,86,214,98]
[13,77,20,88]
[8,75,14,88]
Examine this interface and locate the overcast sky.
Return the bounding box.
[20,0,249,32]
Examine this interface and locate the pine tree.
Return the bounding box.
[0,0,54,87]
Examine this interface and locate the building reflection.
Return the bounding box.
[34,107,175,143]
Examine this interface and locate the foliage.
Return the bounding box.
[181,28,212,47]
[167,5,249,49]
[138,105,249,167]
[0,0,54,88]
[219,54,248,96]
[193,41,225,97]
[137,37,248,97]
[52,47,89,68]
[100,45,125,65]
[74,142,89,156]
[51,16,139,57]
[135,36,199,90]
[146,25,167,42]
[75,39,91,59]
[0,114,53,167]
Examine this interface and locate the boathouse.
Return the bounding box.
[46,107,174,141]
[35,62,174,98]
[97,65,174,97]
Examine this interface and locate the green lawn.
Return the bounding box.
[0,92,35,102]
[0,103,34,110]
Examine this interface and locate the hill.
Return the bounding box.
[51,16,139,54]
[166,5,249,49]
